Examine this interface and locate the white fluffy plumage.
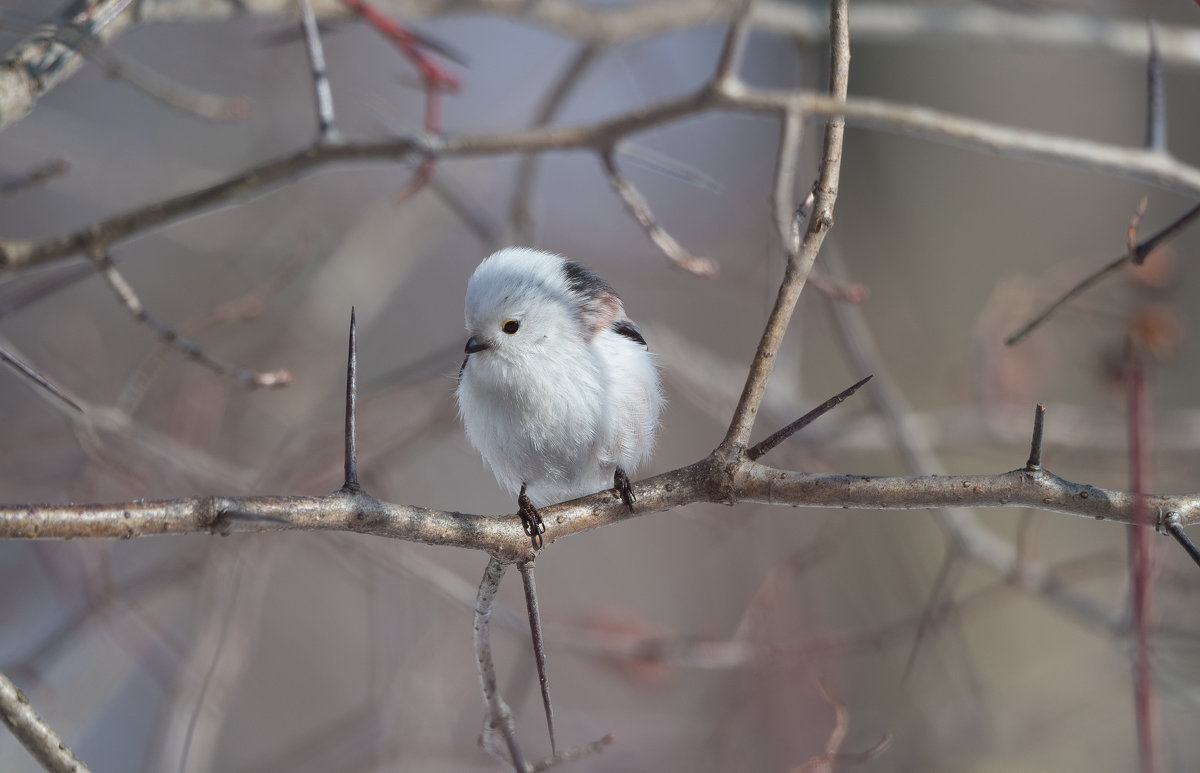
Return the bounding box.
[456,247,663,510]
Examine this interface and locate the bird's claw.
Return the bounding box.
[614,467,635,512]
[518,484,546,549]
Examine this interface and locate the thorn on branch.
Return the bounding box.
[90,249,291,388]
[601,150,719,277]
[1025,403,1045,470]
[747,374,872,461]
[342,307,360,494]
[1163,513,1200,570]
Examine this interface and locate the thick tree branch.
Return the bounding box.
[2,450,1196,555]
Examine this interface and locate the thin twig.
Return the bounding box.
[0,158,69,197]
[722,0,849,449]
[713,0,755,86]
[90,249,291,388]
[474,557,526,772]
[1145,22,1166,153]
[509,43,600,244]
[0,671,91,773]
[519,561,557,758]
[298,0,339,142]
[100,48,250,121]
[1005,200,1200,346]
[529,734,614,772]
[600,149,718,277]
[0,343,83,412]
[770,107,805,255]
[1126,354,1158,773]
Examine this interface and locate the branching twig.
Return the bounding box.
[723,0,849,449]
[747,374,871,461]
[0,671,90,773]
[1005,200,1200,346]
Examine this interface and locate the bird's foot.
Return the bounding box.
[614,467,635,512]
[518,484,546,549]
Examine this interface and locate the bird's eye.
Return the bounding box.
[502,319,520,334]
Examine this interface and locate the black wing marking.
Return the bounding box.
[612,319,647,348]
[562,260,618,303]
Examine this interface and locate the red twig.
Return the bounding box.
[341,0,460,200]
[1126,351,1157,773]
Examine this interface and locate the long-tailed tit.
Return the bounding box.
[456,247,663,547]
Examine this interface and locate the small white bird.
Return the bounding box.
[456,247,663,547]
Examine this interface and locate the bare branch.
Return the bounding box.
[9,83,1200,273]
[713,0,754,87]
[0,671,90,773]
[99,48,251,121]
[0,158,69,197]
[600,149,718,277]
[723,0,849,449]
[1145,22,1166,153]
[1005,200,1200,346]
[0,0,135,130]
[474,557,526,772]
[91,249,291,388]
[299,0,339,142]
[0,343,83,413]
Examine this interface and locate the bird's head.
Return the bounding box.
[463,248,620,364]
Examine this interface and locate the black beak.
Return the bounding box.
[465,336,490,354]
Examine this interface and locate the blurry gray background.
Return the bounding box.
[0,0,1199,770]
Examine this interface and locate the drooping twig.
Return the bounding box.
[747,374,872,461]
[723,0,849,449]
[90,249,291,388]
[1005,200,1200,346]
[0,343,83,412]
[100,48,251,121]
[474,557,526,772]
[600,149,718,277]
[298,0,339,142]
[0,671,91,773]
[343,308,360,493]
[519,561,557,757]
[770,108,805,256]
